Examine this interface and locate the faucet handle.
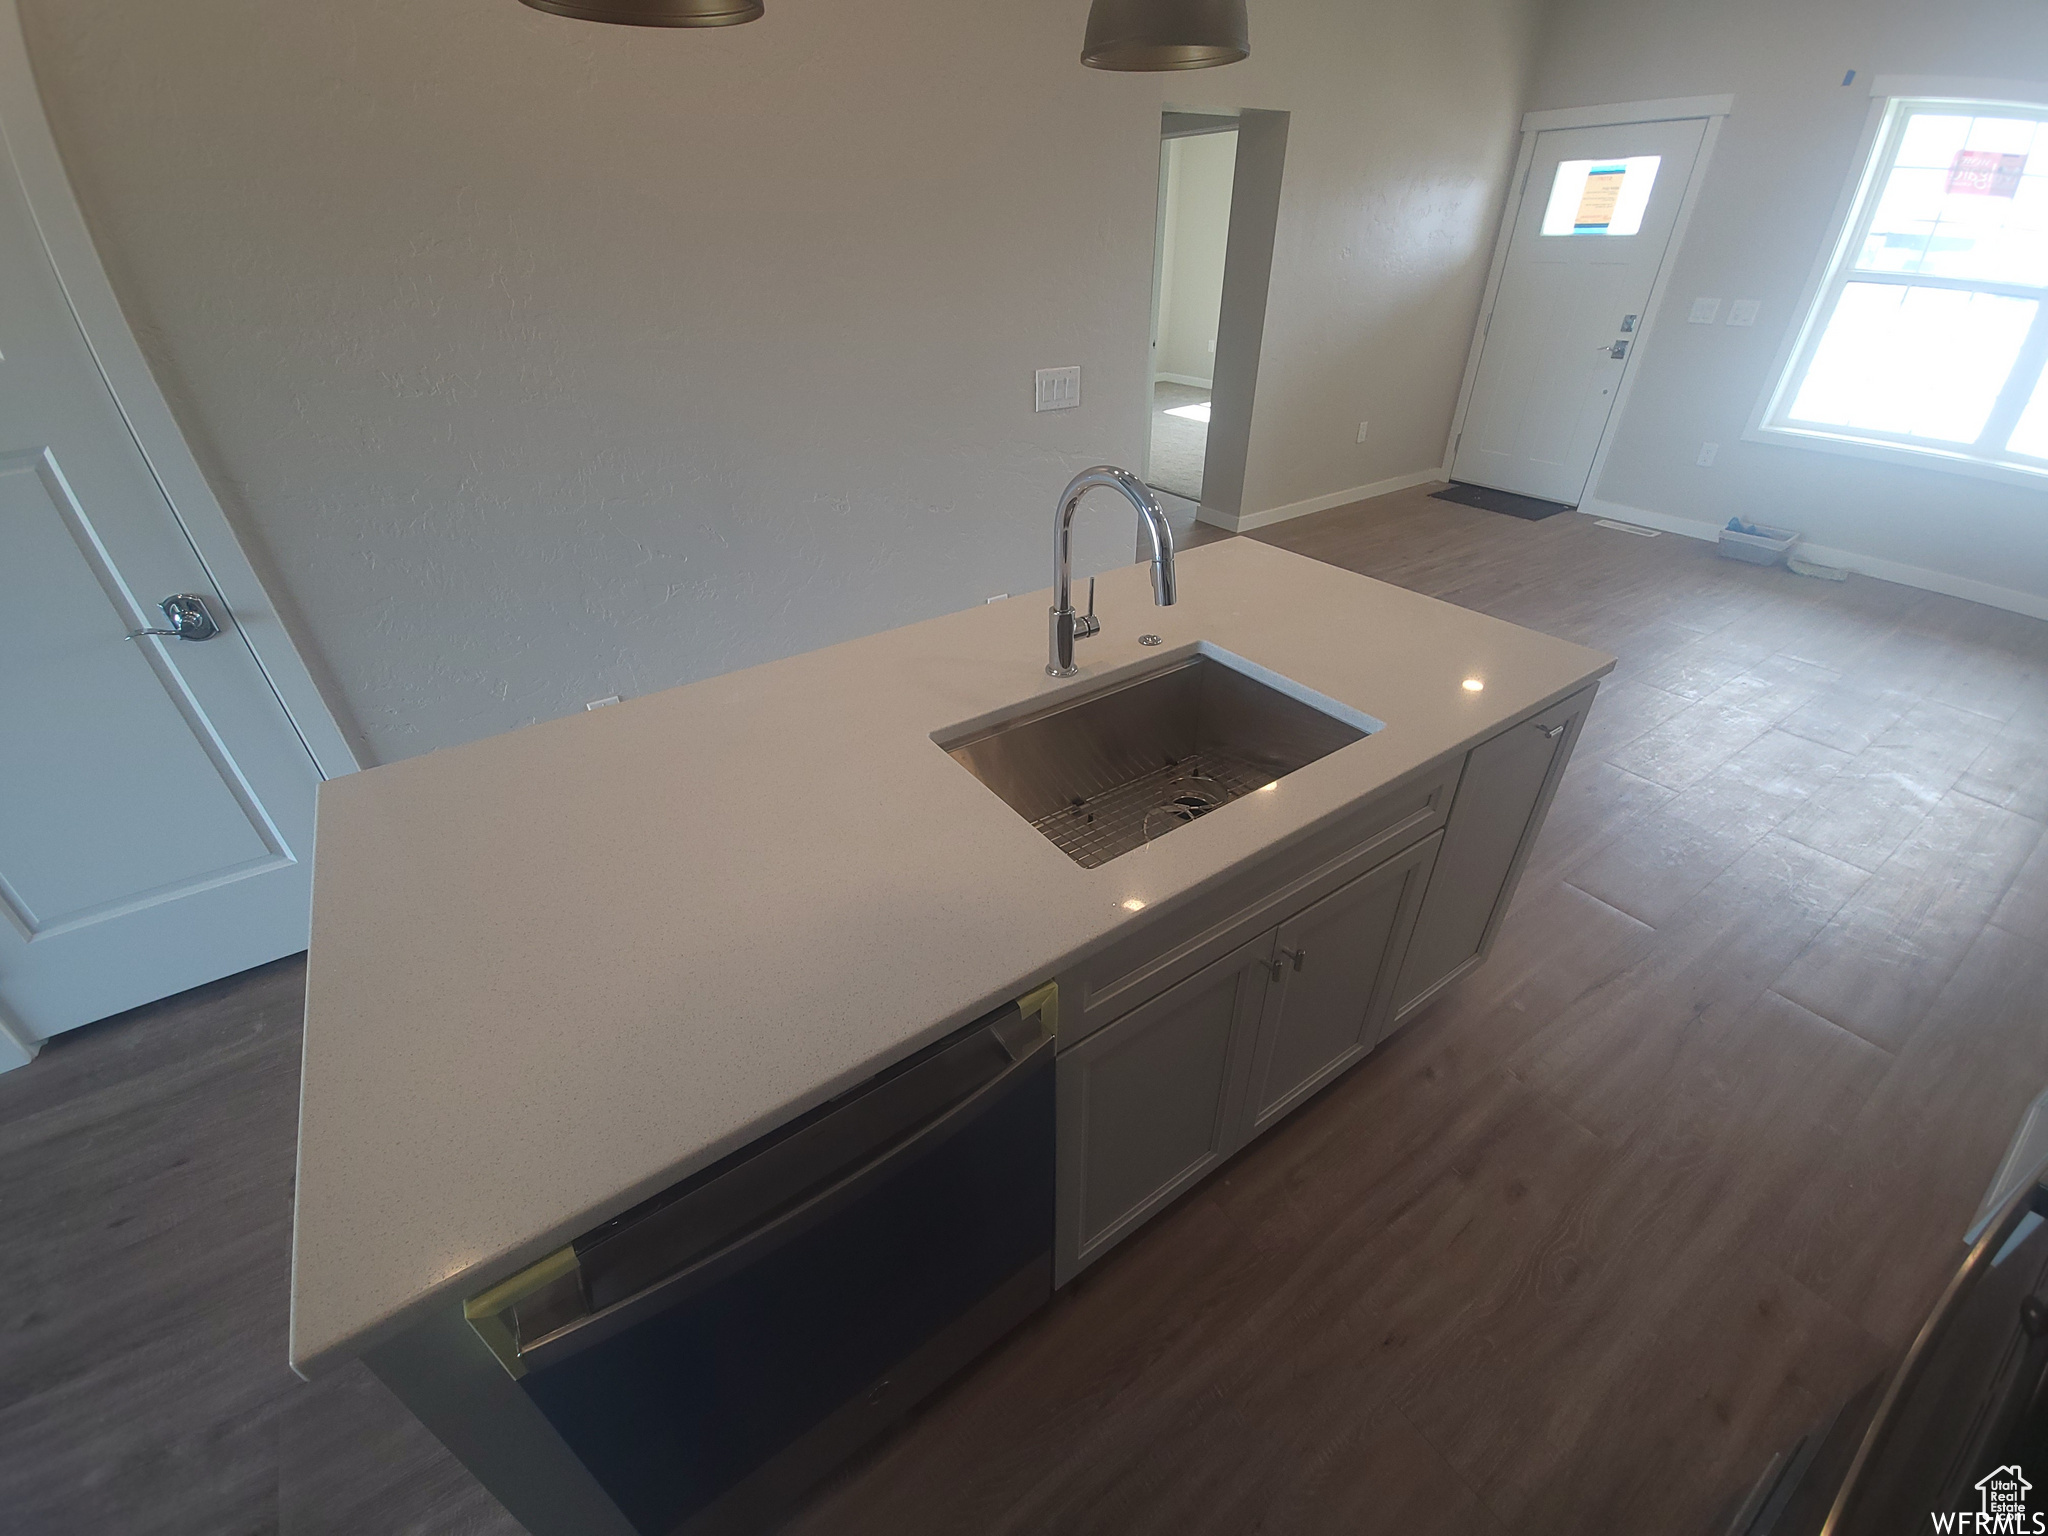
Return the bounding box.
[1076,576,1101,641]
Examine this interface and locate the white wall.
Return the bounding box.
[1156,132,1235,386]
[1170,0,1543,521]
[1529,0,2048,612]
[21,0,1543,762]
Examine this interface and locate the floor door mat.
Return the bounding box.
[1430,482,1575,521]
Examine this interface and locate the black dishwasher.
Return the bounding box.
[464,996,1055,1536]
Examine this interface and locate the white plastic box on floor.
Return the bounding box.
[1717,521,1799,567]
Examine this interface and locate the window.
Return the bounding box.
[1761,96,2048,481]
[1540,156,1662,237]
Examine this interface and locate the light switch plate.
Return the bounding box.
[1697,442,1719,467]
[1688,298,1721,325]
[1726,299,1761,327]
[1035,366,1081,412]
[1356,421,1369,444]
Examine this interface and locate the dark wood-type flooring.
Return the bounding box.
[9,484,2048,1534]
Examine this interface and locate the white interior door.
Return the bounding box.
[0,124,320,1063]
[1453,117,1708,505]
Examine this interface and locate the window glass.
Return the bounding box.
[1858,112,2048,286]
[2006,373,2048,458]
[1767,97,2048,479]
[1539,156,1661,236]
[1788,283,2035,443]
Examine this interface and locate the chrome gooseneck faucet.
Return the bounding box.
[1048,466,1177,678]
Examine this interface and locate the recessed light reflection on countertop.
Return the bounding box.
[1122,898,1147,912]
[1259,781,1278,792]
[1462,677,1485,692]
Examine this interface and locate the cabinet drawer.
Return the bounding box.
[1058,760,1457,1050]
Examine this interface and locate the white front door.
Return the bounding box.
[1453,117,1708,505]
[0,111,321,1062]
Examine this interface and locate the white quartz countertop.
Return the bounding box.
[289,538,1612,1373]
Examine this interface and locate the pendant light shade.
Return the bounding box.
[1081,0,1248,71]
[517,0,762,25]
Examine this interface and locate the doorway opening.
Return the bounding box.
[1141,107,1288,539]
[1149,114,1237,510]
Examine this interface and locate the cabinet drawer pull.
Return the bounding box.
[1537,722,1566,739]
[1277,947,1305,973]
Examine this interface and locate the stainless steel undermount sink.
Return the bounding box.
[934,644,1382,868]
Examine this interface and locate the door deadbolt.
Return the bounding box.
[127,594,222,642]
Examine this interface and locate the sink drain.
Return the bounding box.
[1142,773,1230,838]
[1029,751,1269,867]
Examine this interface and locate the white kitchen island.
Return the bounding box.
[288,535,1611,1534]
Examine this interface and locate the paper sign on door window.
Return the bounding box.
[1573,165,1626,231]
[1540,156,1662,237]
[1948,150,2025,197]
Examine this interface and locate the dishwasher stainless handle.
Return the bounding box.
[510,1023,1052,1373]
[1821,1171,2048,1532]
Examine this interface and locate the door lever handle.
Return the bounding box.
[127,594,222,642]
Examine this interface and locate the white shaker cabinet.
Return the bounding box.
[1055,933,1272,1282]
[1238,831,1441,1140]
[1391,686,1593,1023]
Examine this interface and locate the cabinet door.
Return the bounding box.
[1239,831,1441,1139]
[1392,685,1595,1022]
[1055,933,1271,1284]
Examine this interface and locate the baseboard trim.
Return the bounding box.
[1203,468,1447,534]
[1154,372,1214,390]
[1580,497,2048,623]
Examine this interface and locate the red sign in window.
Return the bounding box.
[1948,150,2027,197]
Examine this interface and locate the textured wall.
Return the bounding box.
[21,0,1542,762]
[1529,0,2048,603]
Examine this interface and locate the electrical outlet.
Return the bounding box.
[1688,298,1721,325]
[1726,299,1761,327]
[1696,443,1719,467]
[586,695,621,711]
[1207,338,1216,354]
[1356,421,1369,444]
[1034,366,1080,412]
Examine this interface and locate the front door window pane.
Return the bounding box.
[1539,156,1661,237]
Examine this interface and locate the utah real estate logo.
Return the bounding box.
[1931,1466,2043,1533]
